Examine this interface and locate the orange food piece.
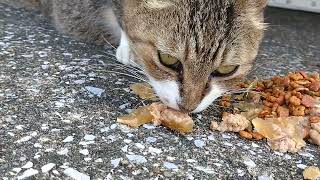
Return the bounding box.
[303,166,320,180]
[118,103,194,134]
[130,83,157,100]
[117,106,154,128]
[149,103,194,133]
[239,130,253,139]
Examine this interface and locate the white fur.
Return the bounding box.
[116,30,132,65]
[149,78,181,110]
[192,83,225,113]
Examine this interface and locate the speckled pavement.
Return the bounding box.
[0,4,319,180]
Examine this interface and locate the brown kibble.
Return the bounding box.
[290,105,306,116]
[276,94,285,105]
[289,96,301,106]
[299,71,308,78]
[303,166,320,180]
[309,116,320,124]
[220,100,232,108]
[263,100,273,108]
[309,81,320,92]
[288,72,304,81]
[251,132,264,140]
[277,106,290,117]
[301,95,316,108]
[130,83,157,100]
[267,95,278,103]
[239,130,253,139]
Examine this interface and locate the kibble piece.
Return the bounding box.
[290,105,306,116]
[130,83,157,100]
[303,166,320,180]
[239,130,253,139]
[148,103,194,133]
[117,106,154,128]
[301,95,316,108]
[309,116,320,124]
[210,113,250,132]
[277,106,289,117]
[289,96,301,106]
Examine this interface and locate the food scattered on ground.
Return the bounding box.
[130,83,157,100]
[303,166,320,180]
[213,72,320,152]
[117,106,154,128]
[117,103,193,133]
[120,72,319,152]
[210,113,250,132]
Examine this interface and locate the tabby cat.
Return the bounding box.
[0,0,267,112]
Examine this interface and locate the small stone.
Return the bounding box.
[85,86,105,97]
[95,158,103,163]
[12,168,22,173]
[63,136,74,143]
[16,136,32,143]
[297,164,307,169]
[146,137,157,143]
[41,163,56,173]
[79,149,89,156]
[163,162,178,170]
[63,168,90,180]
[21,161,33,169]
[126,154,147,164]
[57,148,68,155]
[148,147,162,154]
[135,143,145,149]
[194,140,205,148]
[17,169,39,179]
[243,158,256,168]
[84,134,96,141]
[111,158,122,168]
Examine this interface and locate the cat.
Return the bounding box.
[0,0,267,113]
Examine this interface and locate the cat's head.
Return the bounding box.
[114,0,267,112]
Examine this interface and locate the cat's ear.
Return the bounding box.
[251,0,268,12]
[143,0,175,9]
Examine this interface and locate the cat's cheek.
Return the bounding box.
[149,77,181,110]
[192,83,225,113]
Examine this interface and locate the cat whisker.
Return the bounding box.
[101,35,116,50]
[104,70,149,83]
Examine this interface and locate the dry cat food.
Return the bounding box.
[119,71,319,152]
[117,103,193,133]
[213,71,320,152]
[303,166,320,180]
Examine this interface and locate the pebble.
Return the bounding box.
[21,161,33,169]
[135,143,145,149]
[297,164,307,169]
[163,162,178,170]
[63,168,90,180]
[84,134,96,141]
[126,154,147,164]
[111,158,122,168]
[17,168,39,179]
[79,149,89,156]
[16,136,32,143]
[63,136,74,143]
[85,86,105,97]
[146,137,157,143]
[148,147,162,154]
[41,163,56,173]
[194,140,205,148]
[57,148,69,155]
[243,158,256,168]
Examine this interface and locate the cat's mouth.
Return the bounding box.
[149,78,225,113]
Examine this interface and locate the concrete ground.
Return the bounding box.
[0,3,319,180]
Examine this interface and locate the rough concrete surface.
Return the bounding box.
[0,3,319,180]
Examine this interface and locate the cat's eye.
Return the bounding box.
[159,53,179,67]
[158,52,182,72]
[212,65,239,77]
